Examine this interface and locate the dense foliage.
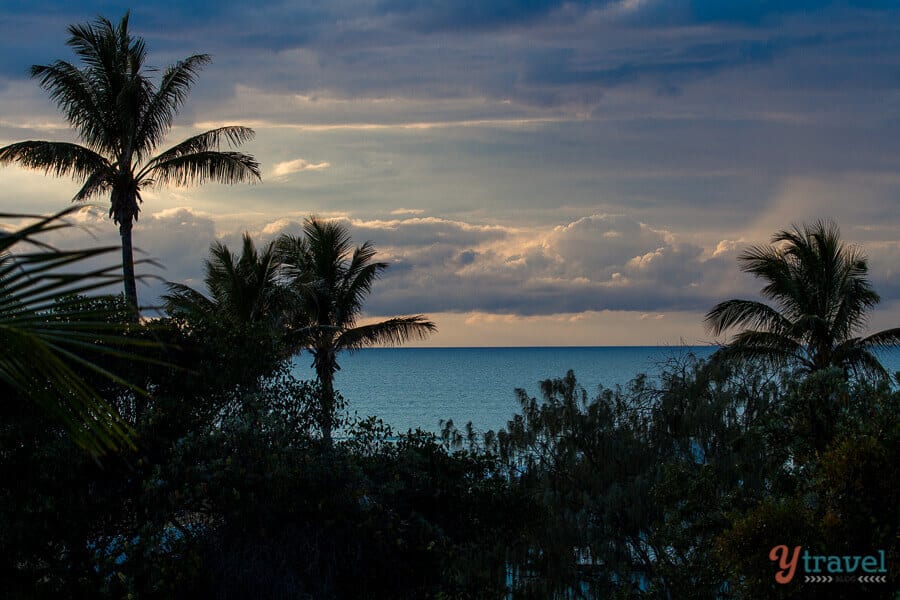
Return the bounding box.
[3,300,897,598]
[1,305,529,598]
[479,360,899,599]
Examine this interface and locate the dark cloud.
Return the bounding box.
[6,0,900,113]
[627,0,898,26]
[867,243,900,301]
[376,0,601,33]
[521,33,830,97]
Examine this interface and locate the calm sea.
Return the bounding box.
[292,346,900,434]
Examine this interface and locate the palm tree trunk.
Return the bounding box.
[319,375,335,448]
[119,220,139,318]
[315,354,337,448]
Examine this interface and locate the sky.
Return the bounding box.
[1,0,899,346]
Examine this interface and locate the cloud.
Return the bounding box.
[271,158,331,177]
[197,116,568,133]
[374,0,580,32]
[216,211,892,322]
[32,206,219,308]
[867,241,900,301]
[6,0,900,115]
[19,205,899,343]
[217,213,499,246]
[349,213,747,316]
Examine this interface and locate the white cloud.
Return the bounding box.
[271,158,331,178]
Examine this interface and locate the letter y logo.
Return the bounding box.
[769,545,801,584]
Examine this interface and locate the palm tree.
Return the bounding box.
[705,220,900,380]
[163,234,291,398]
[276,218,436,446]
[164,233,285,327]
[0,13,260,312]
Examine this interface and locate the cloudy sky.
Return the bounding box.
[1,0,899,346]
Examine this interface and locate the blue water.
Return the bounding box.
[292,346,900,434]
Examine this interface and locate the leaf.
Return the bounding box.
[1,208,165,455]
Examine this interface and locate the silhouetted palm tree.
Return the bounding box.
[705,220,900,380]
[276,218,436,445]
[0,13,260,311]
[164,233,285,327]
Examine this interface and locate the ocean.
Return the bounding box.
[292,346,900,435]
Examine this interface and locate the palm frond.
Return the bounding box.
[246,238,281,322]
[28,60,109,150]
[729,329,802,352]
[1,331,133,454]
[66,15,118,71]
[273,234,310,283]
[0,249,124,310]
[830,267,879,341]
[709,343,796,373]
[0,141,110,181]
[858,327,900,349]
[704,299,792,337]
[711,329,807,372]
[336,316,437,351]
[134,54,212,159]
[831,340,890,381]
[0,206,85,252]
[145,150,261,187]
[205,240,244,314]
[162,281,217,319]
[847,351,890,382]
[0,209,165,455]
[340,242,387,316]
[73,169,113,202]
[304,218,354,284]
[174,234,283,326]
[138,126,254,178]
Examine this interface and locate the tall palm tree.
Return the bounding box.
[705,220,900,380]
[164,233,285,327]
[276,218,436,445]
[0,13,260,311]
